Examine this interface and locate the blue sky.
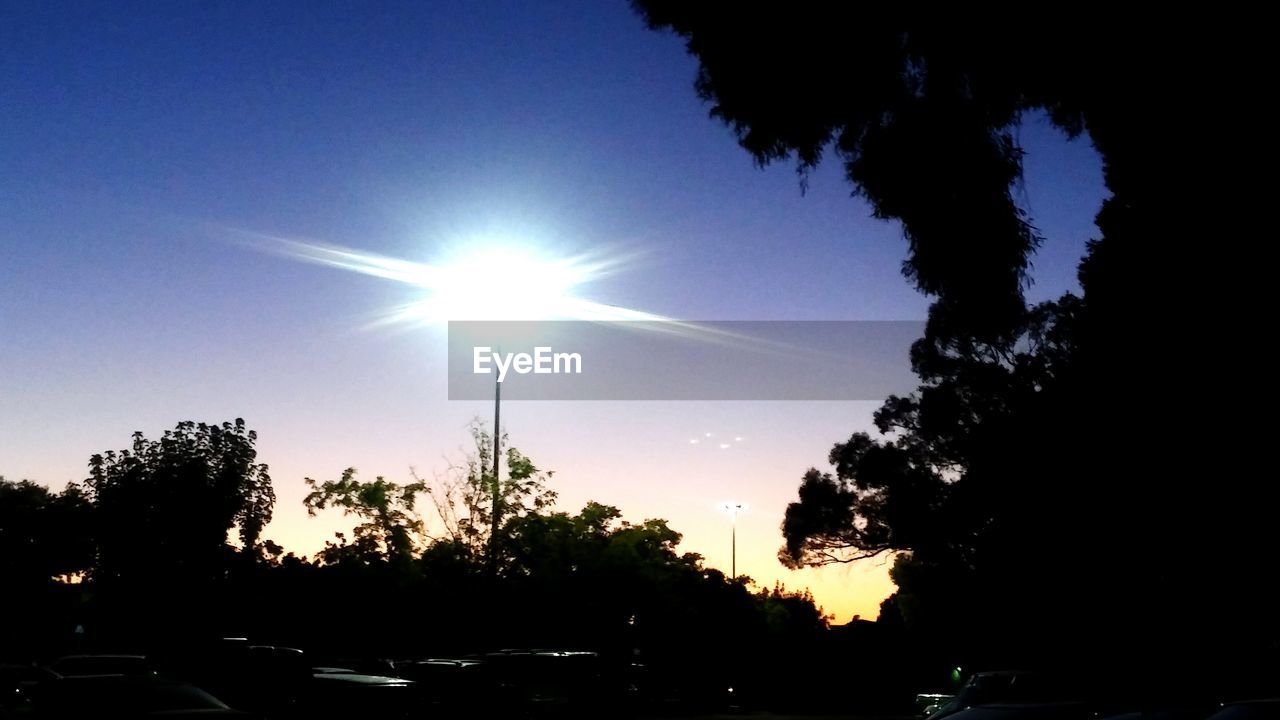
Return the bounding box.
[0,1,1106,620]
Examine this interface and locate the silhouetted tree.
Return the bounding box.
[631,5,1107,340]
[417,423,558,564]
[635,4,1274,690]
[0,477,94,585]
[0,477,94,659]
[85,419,275,586]
[304,469,425,567]
[781,296,1079,567]
[305,423,557,570]
[756,583,831,636]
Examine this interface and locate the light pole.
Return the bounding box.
[490,369,501,567]
[719,502,745,579]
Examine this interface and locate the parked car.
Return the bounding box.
[288,672,419,719]
[1,664,59,712]
[28,674,248,718]
[1101,710,1214,720]
[929,672,1074,720]
[479,649,606,711]
[919,691,958,716]
[941,703,1093,720]
[393,658,487,707]
[151,639,310,715]
[45,654,154,678]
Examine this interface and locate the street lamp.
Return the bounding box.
[490,355,502,557]
[718,501,746,579]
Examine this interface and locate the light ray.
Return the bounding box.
[234,230,792,352]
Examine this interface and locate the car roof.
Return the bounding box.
[55,654,147,660]
[311,673,415,685]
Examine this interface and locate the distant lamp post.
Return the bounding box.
[490,361,502,556]
[718,501,746,579]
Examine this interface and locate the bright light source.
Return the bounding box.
[416,247,593,321]
[243,232,779,355]
[254,236,670,325]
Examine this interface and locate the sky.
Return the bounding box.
[0,1,1107,622]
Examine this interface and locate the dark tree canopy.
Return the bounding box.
[86,418,275,585]
[0,477,94,584]
[636,3,1273,684]
[780,295,1080,570]
[632,5,1153,341]
[304,468,425,566]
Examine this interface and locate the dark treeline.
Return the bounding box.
[0,420,924,712]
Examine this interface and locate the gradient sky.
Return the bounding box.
[0,1,1107,622]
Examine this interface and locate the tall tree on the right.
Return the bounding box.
[634,4,1271,688]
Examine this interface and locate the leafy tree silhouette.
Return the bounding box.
[304,422,558,570]
[0,477,94,659]
[86,419,275,585]
[634,3,1276,693]
[0,477,94,585]
[304,469,426,568]
[418,423,559,565]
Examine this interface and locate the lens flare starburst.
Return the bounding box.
[246,233,665,326]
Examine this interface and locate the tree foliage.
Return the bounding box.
[304,469,426,566]
[634,3,1274,676]
[417,423,558,563]
[631,4,1121,341]
[780,296,1079,569]
[303,423,558,569]
[85,419,275,584]
[0,477,94,584]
